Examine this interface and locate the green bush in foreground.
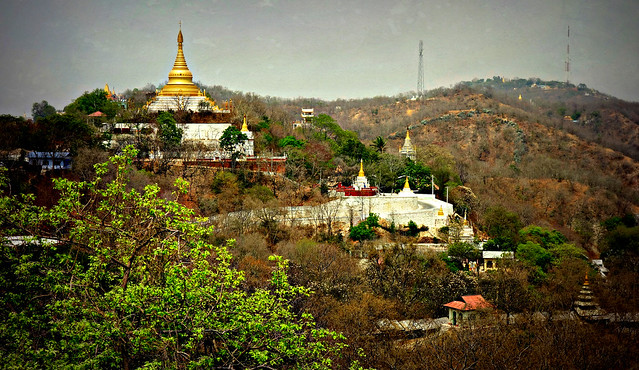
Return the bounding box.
[0,147,344,369]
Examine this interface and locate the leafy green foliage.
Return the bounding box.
[349,213,380,242]
[64,88,121,118]
[407,220,420,237]
[398,159,433,193]
[220,126,248,157]
[279,135,305,148]
[31,100,57,120]
[0,147,345,368]
[516,241,553,273]
[483,206,522,250]
[156,111,182,149]
[519,225,566,248]
[371,136,386,153]
[448,242,481,261]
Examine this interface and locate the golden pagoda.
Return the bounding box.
[147,25,220,112]
[157,27,202,97]
[352,159,370,190]
[399,128,416,160]
[241,115,249,132]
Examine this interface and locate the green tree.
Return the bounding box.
[220,126,249,161]
[483,206,522,250]
[517,241,553,273]
[448,242,481,264]
[371,136,386,153]
[31,114,95,154]
[279,135,305,148]
[156,111,182,149]
[519,225,566,249]
[31,100,57,120]
[0,147,344,368]
[64,88,120,118]
[398,159,432,193]
[349,213,380,243]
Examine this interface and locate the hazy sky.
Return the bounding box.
[1,0,638,116]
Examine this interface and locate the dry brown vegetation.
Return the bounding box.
[324,87,639,254]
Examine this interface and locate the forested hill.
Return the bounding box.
[315,79,639,252]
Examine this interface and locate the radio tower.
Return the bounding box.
[417,40,424,97]
[565,26,571,85]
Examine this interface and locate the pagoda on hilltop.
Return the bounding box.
[147,25,224,113]
[399,128,416,160]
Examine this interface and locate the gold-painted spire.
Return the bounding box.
[403,177,410,189]
[157,25,202,97]
[438,206,444,216]
[241,115,249,132]
[584,272,589,286]
[406,129,410,140]
[104,83,110,94]
[358,159,365,177]
[518,94,522,101]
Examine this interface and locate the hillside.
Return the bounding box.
[320,83,639,253]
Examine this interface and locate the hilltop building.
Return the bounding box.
[103,83,127,108]
[352,160,371,190]
[290,162,454,230]
[399,129,416,160]
[293,108,315,129]
[444,295,492,326]
[146,27,224,113]
[335,160,378,196]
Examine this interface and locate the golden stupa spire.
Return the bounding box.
[438,206,444,216]
[584,272,589,286]
[157,23,201,97]
[358,159,365,177]
[406,129,410,140]
[241,115,249,132]
[403,177,410,189]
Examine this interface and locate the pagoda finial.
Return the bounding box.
[241,115,249,132]
[406,128,410,140]
[438,206,444,216]
[403,177,410,190]
[358,159,365,177]
[584,272,589,286]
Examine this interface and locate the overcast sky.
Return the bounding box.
[1,0,638,116]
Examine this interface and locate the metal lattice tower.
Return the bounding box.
[565,26,571,85]
[417,40,424,97]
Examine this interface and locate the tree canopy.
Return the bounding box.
[0,147,344,368]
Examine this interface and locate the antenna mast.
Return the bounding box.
[565,26,570,85]
[417,40,424,97]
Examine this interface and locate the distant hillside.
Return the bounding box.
[319,81,639,253]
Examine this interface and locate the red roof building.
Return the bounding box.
[444,295,492,325]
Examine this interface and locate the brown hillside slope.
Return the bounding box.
[345,92,639,251]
